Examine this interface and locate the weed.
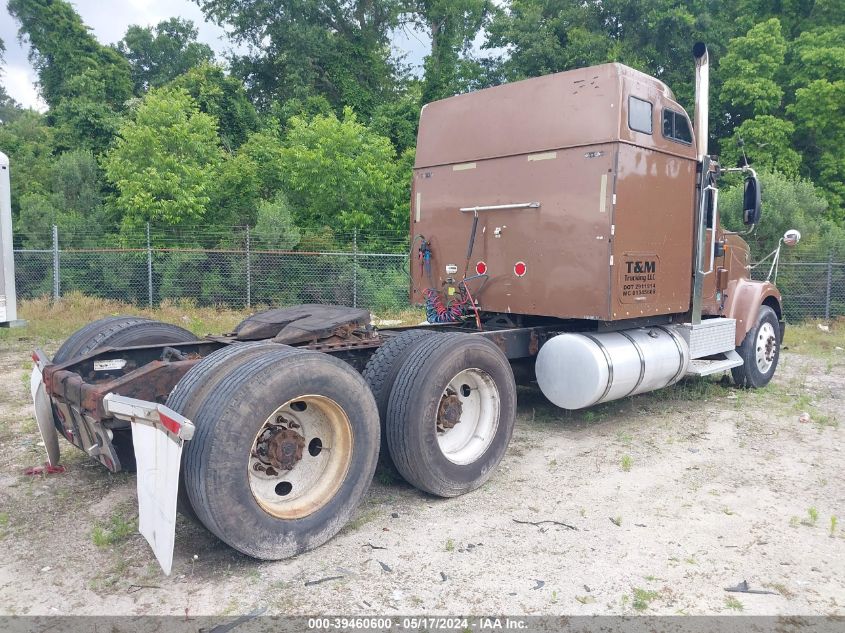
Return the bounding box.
[550,591,558,604]
[684,556,698,565]
[632,587,660,612]
[610,516,622,527]
[621,455,633,472]
[575,595,595,605]
[344,508,380,532]
[724,596,744,612]
[722,508,735,516]
[0,513,8,528]
[375,469,397,486]
[830,516,838,537]
[802,507,819,526]
[91,511,136,547]
[445,538,455,552]
[789,516,801,528]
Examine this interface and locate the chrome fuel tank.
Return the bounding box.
[535,327,690,410]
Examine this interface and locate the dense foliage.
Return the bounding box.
[2,0,844,257]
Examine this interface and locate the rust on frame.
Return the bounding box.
[45,359,199,421]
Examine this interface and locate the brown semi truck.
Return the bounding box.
[29,44,792,573]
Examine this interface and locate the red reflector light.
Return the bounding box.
[514,261,527,277]
[475,261,487,275]
[159,411,181,436]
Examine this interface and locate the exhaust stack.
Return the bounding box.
[693,42,709,161]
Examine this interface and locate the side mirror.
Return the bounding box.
[783,229,801,246]
[743,174,761,225]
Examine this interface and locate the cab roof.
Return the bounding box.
[414,63,695,169]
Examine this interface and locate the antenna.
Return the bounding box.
[737,136,749,168]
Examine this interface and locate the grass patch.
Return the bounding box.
[91,511,137,547]
[801,507,819,527]
[632,587,660,612]
[783,319,845,359]
[343,507,380,532]
[620,455,633,472]
[724,596,744,612]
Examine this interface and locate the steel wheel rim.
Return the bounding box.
[755,322,777,375]
[436,368,500,465]
[248,395,353,519]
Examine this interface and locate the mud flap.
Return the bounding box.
[30,364,61,467]
[102,394,194,575]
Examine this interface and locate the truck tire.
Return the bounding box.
[731,305,781,388]
[53,316,197,364]
[166,341,286,521]
[52,317,198,471]
[181,348,380,559]
[386,334,516,497]
[362,329,437,471]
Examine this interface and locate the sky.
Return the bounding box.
[0,0,431,111]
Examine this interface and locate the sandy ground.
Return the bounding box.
[0,339,842,617]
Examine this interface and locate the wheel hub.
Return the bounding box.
[266,427,306,471]
[248,395,354,520]
[253,418,306,475]
[437,392,463,431]
[755,321,778,374]
[764,335,776,362]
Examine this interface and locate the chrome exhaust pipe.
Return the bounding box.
[693,42,709,162]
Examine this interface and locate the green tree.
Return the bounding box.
[16,149,110,247]
[0,36,22,124]
[721,170,837,256]
[117,18,215,93]
[50,70,123,154]
[279,108,410,238]
[194,0,403,115]
[369,84,422,154]
[8,0,132,109]
[253,192,301,248]
[0,110,55,215]
[412,0,493,103]
[719,18,787,122]
[788,79,845,219]
[101,87,223,233]
[486,0,703,106]
[169,64,259,150]
[784,25,845,218]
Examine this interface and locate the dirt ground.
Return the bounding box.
[0,333,843,617]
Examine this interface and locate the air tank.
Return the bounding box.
[535,327,690,410]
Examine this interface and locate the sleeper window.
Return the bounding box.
[662,109,692,144]
[628,96,653,134]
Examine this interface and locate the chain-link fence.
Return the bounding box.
[13,225,411,313]
[12,225,845,320]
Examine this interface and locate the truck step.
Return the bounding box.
[686,349,744,377]
[677,318,737,359]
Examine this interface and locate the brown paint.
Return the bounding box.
[411,62,781,342]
